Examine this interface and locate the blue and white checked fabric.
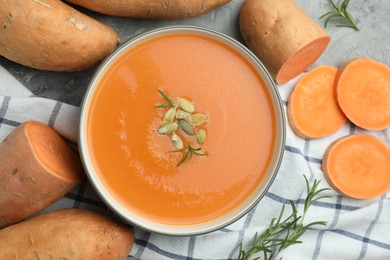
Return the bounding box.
[0,65,79,143]
[0,66,389,259]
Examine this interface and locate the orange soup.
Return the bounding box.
[87,33,276,225]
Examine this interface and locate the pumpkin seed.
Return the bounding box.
[171,133,184,150]
[196,129,207,144]
[158,122,178,135]
[162,107,176,124]
[178,97,195,113]
[178,119,194,135]
[188,113,208,126]
[176,109,191,119]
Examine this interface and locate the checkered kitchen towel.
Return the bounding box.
[1,65,389,259]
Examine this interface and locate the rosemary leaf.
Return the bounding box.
[192,150,208,156]
[169,147,187,153]
[177,147,191,167]
[154,104,175,109]
[158,89,175,105]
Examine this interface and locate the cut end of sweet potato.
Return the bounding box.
[276,36,330,84]
[336,58,390,130]
[322,134,390,199]
[287,65,346,139]
[239,0,331,85]
[25,121,84,183]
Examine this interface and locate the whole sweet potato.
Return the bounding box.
[0,121,84,228]
[0,0,119,71]
[0,208,134,259]
[65,0,231,20]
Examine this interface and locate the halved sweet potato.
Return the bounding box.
[0,121,84,228]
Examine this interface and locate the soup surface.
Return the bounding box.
[87,33,275,225]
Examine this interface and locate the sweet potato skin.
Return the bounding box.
[239,0,330,84]
[0,121,84,228]
[65,0,231,20]
[0,208,134,259]
[0,0,119,71]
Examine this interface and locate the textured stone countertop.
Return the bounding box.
[1,0,389,105]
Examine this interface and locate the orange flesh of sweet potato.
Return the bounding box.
[322,134,390,199]
[0,0,119,71]
[0,208,134,259]
[65,0,231,20]
[336,58,390,130]
[287,66,347,139]
[239,0,330,84]
[0,121,84,228]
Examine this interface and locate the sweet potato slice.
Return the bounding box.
[0,208,134,259]
[0,0,119,71]
[0,121,84,228]
[287,66,347,139]
[239,0,330,84]
[65,0,231,20]
[322,134,390,199]
[336,58,390,130]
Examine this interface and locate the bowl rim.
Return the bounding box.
[79,25,286,236]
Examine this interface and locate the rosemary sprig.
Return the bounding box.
[169,144,207,167]
[320,0,359,31]
[238,175,331,260]
[155,89,176,108]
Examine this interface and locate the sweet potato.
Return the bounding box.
[322,134,390,199]
[239,0,330,84]
[0,121,84,228]
[65,0,231,20]
[336,58,390,130]
[0,208,134,259]
[0,0,119,71]
[287,66,347,139]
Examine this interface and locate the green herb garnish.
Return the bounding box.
[155,89,176,108]
[238,175,331,260]
[320,0,359,31]
[169,145,207,167]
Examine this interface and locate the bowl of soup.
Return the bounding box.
[79,26,285,236]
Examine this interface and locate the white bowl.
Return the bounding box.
[79,26,285,236]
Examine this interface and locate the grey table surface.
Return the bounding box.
[1,0,389,105]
